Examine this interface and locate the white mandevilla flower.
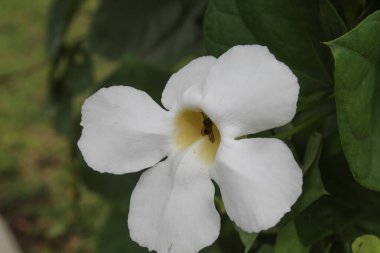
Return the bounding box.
[78,45,303,253]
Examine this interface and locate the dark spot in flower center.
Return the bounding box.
[201,113,215,143]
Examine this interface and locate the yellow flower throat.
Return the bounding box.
[175,110,221,165]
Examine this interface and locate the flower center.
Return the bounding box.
[175,110,221,165]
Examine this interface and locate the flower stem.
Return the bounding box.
[274,109,335,140]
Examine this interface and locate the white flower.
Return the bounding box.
[78,45,302,253]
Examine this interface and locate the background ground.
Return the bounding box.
[0,1,107,252]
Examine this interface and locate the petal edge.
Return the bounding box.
[78,86,171,174]
[202,45,299,138]
[161,56,216,110]
[211,138,302,232]
[128,141,220,253]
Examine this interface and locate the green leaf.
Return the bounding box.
[327,10,380,191]
[96,208,148,253]
[99,56,170,103]
[319,0,347,40]
[46,0,82,56]
[235,226,258,253]
[295,152,380,246]
[236,0,346,95]
[352,235,380,253]
[204,0,346,96]
[274,222,309,253]
[88,0,205,65]
[203,0,258,57]
[331,0,366,29]
[295,196,342,246]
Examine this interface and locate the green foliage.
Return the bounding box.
[295,154,380,246]
[274,222,309,253]
[99,56,170,103]
[204,0,346,96]
[235,226,258,253]
[199,242,224,253]
[203,0,257,56]
[96,208,149,253]
[257,245,274,253]
[88,0,206,66]
[327,10,380,191]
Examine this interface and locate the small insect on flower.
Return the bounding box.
[201,113,215,143]
[78,45,303,253]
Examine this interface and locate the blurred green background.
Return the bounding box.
[1,0,380,252]
[0,0,107,252]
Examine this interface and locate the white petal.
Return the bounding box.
[201,45,299,138]
[128,142,220,253]
[78,86,171,174]
[161,56,216,110]
[210,138,302,232]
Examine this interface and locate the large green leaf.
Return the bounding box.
[236,0,346,95]
[327,10,380,191]
[319,0,348,40]
[203,0,258,56]
[88,0,205,65]
[204,0,346,96]
[99,56,171,103]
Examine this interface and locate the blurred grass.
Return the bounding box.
[0,0,108,252]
